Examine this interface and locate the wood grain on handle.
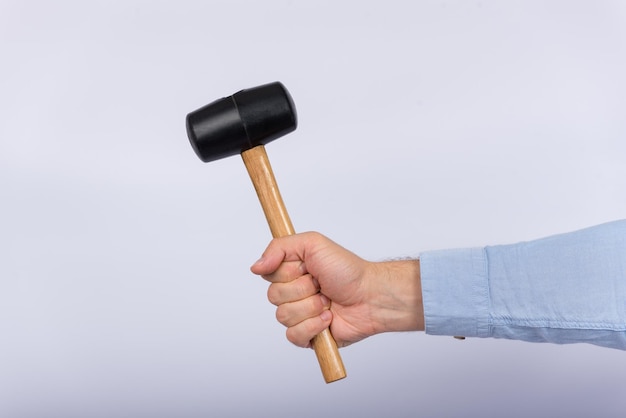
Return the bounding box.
[242,145,347,383]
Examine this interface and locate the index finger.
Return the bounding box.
[259,260,307,284]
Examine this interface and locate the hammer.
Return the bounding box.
[185,82,347,383]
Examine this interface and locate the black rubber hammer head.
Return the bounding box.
[186,82,297,163]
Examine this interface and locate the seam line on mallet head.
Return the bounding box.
[230,95,254,150]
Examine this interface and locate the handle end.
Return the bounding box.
[312,328,347,383]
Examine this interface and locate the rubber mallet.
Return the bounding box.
[185,82,347,383]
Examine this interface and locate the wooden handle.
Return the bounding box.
[242,145,347,383]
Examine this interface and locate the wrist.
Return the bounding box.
[367,259,425,335]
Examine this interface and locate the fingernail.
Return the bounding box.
[298,262,307,275]
[320,294,330,307]
[251,256,265,268]
[320,310,332,322]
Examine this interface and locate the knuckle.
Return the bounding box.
[291,279,309,300]
[285,318,323,349]
[266,285,280,306]
[275,305,291,326]
[311,293,327,312]
[305,316,323,335]
[305,231,323,245]
[286,327,309,348]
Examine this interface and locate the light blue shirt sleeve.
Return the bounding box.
[419,220,626,349]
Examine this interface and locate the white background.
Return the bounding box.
[2,1,626,417]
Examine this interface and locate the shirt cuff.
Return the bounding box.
[419,247,491,338]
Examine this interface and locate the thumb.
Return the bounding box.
[250,254,280,275]
[249,234,310,275]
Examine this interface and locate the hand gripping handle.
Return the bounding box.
[242,145,347,383]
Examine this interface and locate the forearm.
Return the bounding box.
[419,220,626,349]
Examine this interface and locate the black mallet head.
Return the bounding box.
[186,82,298,163]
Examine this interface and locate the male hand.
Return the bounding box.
[251,232,424,348]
